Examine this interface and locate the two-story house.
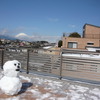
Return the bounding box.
[62,24,100,51]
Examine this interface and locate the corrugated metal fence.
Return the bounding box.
[0,48,100,82]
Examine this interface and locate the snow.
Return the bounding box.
[20,76,31,82]
[0,72,100,100]
[29,89,51,100]
[0,76,22,95]
[0,60,22,95]
[89,88,100,97]
[3,60,21,77]
[0,96,20,100]
[87,47,100,52]
[43,46,52,49]
[62,53,100,59]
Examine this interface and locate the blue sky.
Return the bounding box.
[0,0,100,42]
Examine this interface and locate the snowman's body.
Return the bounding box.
[0,60,22,95]
[0,76,22,95]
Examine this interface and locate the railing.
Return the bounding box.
[0,48,100,82]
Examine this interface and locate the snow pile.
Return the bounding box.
[0,73,100,100]
[62,53,100,59]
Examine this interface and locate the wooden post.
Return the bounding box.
[26,49,29,74]
[1,49,4,69]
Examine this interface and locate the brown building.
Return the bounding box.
[62,24,100,50]
[83,24,100,39]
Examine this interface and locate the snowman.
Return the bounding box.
[0,60,22,95]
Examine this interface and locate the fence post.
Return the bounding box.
[26,49,29,74]
[59,51,63,80]
[1,49,4,69]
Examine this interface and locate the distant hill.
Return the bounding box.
[0,35,16,40]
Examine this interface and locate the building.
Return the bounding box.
[62,24,100,51]
[83,24,100,39]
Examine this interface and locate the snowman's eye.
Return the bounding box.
[14,64,16,66]
[18,63,20,65]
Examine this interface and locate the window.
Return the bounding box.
[68,42,77,48]
[87,42,94,45]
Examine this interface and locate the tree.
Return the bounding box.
[69,32,81,38]
[58,40,62,47]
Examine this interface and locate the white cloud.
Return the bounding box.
[0,28,61,42]
[15,33,61,42]
[68,24,76,28]
[0,28,25,36]
[0,28,11,35]
[0,26,39,36]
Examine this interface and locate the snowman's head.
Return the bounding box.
[3,60,21,77]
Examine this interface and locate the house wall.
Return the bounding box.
[62,37,100,49]
[83,24,100,39]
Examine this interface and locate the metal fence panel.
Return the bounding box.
[1,48,100,82]
[3,50,27,70]
[62,56,100,81]
[29,52,61,75]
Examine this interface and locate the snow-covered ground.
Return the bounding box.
[0,72,100,100]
